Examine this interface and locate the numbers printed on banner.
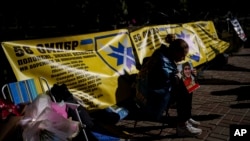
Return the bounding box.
[14,46,34,57]
[133,34,142,42]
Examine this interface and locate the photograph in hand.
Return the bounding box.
[177,61,200,93]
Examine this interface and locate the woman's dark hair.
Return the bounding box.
[165,34,189,52]
[165,34,176,43]
[169,38,189,53]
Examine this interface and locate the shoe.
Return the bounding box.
[177,122,202,137]
[188,118,200,127]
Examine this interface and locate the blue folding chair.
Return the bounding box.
[1,78,38,105]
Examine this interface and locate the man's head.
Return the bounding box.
[169,38,189,62]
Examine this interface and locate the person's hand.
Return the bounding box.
[192,68,197,76]
[176,72,182,79]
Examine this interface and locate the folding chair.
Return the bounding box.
[1,78,38,105]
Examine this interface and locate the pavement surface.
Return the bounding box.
[110,46,250,141]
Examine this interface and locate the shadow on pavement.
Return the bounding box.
[198,78,250,85]
[132,134,179,141]
[208,64,250,72]
[230,53,250,57]
[191,114,222,121]
[211,85,250,100]
[121,124,169,134]
[230,103,250,109]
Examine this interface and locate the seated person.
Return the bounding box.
[135,34,202,137]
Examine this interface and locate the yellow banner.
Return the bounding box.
[182,21,230,62]
[130,24,208,67]
[1,21,230,110]
[2,29,138,110]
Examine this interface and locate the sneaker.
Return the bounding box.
[177,122,202,137]
[188,118,200,127]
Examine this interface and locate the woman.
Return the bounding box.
[135,34,202,137]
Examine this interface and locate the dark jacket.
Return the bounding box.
[135,44,178,120]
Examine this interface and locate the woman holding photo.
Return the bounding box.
[135,34,202,137]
